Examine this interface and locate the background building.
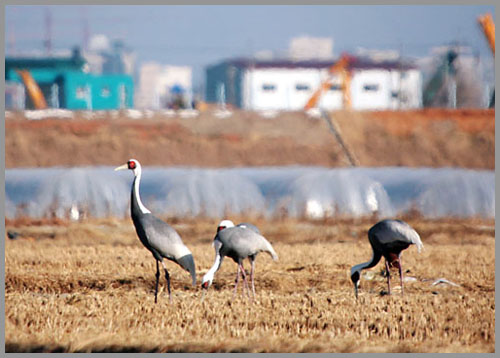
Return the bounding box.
[205,56,422,111]
[135,63,193,109]
[83,35,136,76]
[289,36,334,61]
[5,47,134,110]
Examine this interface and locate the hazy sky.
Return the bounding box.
[5,5,495,87]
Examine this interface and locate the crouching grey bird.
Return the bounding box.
[115,159,196,303]
[350,219,423,298]
[201,219,278,300]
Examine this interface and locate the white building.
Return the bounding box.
[205,56,422,111]
[289,36,334,61]
[136,62,193,109]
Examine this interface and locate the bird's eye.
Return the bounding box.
[217,226,225,232]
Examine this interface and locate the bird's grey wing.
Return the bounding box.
[221,227,278,260]
[237,222,260,234]
[142,215,193,260]
[376,220,423,252]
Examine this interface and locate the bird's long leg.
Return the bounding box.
[250,257,256,299]
[239,263,251,299]
[239,263,248,298]
[154,260,160,304]
[385,259,391,295]
[233,264,241,300]
[398,254,404,296]
[161,261,171,302]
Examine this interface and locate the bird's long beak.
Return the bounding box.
[354,282,359,299]
[114,164,128,171]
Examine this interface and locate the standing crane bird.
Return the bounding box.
[115,159,196,303]
[350,219,423,298]
[201,219,277,299]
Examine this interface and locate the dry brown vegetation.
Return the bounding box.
[5,108,494,169]
[5,216,495,352]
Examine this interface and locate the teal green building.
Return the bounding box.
[5,48,134,110]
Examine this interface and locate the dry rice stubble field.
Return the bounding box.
[5,217,495,352]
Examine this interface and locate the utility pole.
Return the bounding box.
[44,7,53,55]
[82,6,90,52]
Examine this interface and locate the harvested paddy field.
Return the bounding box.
[5,216,495,353]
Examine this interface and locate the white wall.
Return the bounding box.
[350,69,392,110]
[318,72,344,110]
[401,70,422,108]
[243,68,321,110]
[242,66,421,111]
[136,62,162,109]
[388,69,422,109]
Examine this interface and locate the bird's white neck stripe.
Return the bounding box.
[204,253,221,283]
[134,169,151,214]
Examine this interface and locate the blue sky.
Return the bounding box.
[5,5,495,87]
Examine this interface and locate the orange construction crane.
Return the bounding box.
[15,69,48,109]
[304,53,353,110]
[478,13,495,108]
[478,13,495,56]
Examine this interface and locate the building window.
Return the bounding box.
[76,86,87,99]
[329,84,342,91]
[363,84,379,92]
[101,86,111,97]
[295,84,310,91]
[391,91,399,99]
[262,84,276,92]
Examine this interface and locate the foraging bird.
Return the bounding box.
[350,219,423,298]
[202,219,277,299]
[7,230,19,240]
[115,159,196,303]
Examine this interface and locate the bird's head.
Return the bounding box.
[114,159,141,176]
[350,267,361,299]
[217,219,235,233]
[201,272,213,290]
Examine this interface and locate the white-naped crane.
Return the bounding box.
[115,159,196,303]
[202,219,277,299]
[350,219,423,298]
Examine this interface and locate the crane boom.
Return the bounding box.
[478,13,495,108]
[304,53,352,110]
[478,13,495,56]
[15,70,48,110]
